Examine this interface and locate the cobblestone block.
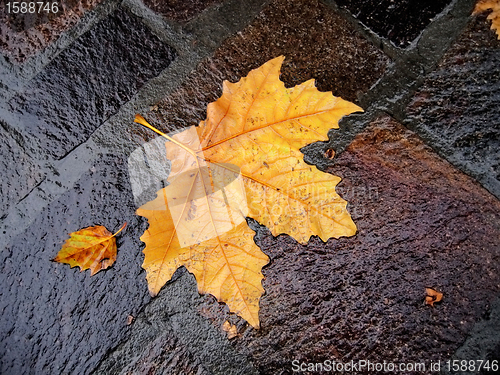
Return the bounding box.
[0,124,43,216]
[0,0,106,63]
[232,116,500,373]
[407,13,500,199]
[143,0,222,22]
[8,7,176,160]
[95,326,210,375]
[0,154,150,375]
[334,0,453,47]
[94,275,257,375]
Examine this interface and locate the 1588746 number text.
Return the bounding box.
[5,2,59,14]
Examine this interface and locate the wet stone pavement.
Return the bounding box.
[0,0,499,374]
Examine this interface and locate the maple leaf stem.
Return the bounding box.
[134,115,197,158]
[113,222,127,237]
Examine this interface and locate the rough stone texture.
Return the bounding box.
[94,272,258,375]
[0,0,106,63]
[0,123,43,216]
[0,154,150,375]
[229,116,500,374]
[334,0,453,47]
[143,0,222,22]
[7,7,176,160]
[95,318,211,375]
[139,0,389,136]
[407,13,500,200]
[442,296,500,375]
[1,0,499,373]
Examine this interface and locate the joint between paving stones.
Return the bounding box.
[0,0,122,101]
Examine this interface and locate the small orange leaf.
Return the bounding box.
[222,321,238,339]
[53,223,126,276]
[474,0,500,39]
[424,287,443,307]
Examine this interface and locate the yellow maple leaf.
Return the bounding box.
[474,0,500,39]
[53,223,126,276]
[135,56,361,328]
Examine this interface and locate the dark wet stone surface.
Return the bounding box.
[0,0,499,372]
[7,7,176,160]
[442,296,500,375]
[94,272,257,375]
[141,0,389,136]
[0,0,106,63]
[407,13,500,199]
[0,124,43,216]
[230,116,500,374]
[5,0,95,32]
[143,0,222,22]
[96,318,211,375]
[0,154,150,374]
[334,0,453,47]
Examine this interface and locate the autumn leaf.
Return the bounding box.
[222,321,238,339]
[424,287,443,307]
[474,0,500,39]
[135,56,361,328]
[137,190,267,328]
[53,223,126,276]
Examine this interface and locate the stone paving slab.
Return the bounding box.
[0,154,150,374]
[141,0,389,135]
[0,0,106,63]
[6,6,176,160]
[442,296,500,375]
[333,0,453,47]
[407,12,500,200]
[232,116,500,374]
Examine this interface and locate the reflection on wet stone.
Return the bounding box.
[334,0,453,47]
[8,7,176,160]
[234,116,500,373]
